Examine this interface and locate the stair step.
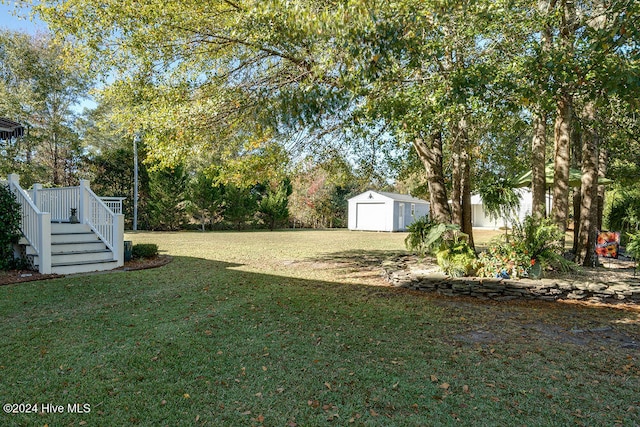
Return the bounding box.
[50,260,119,275]
[51,250,114,264]
[51,241,107,252]
[51,233,101,244]
[52,258,117,267]
[51,223,92,234]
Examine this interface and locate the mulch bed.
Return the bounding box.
[0,255,172,286]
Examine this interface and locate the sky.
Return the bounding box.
[0,2,47,34]
[0,3,99,112]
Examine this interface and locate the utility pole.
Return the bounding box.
[133,132,139,231]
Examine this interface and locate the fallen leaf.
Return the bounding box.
[255,392,263,398]
[324,382,332,390]
[370,409,379,417]
[262,366,267,371]
[439,383,450,390]
[257,414,265,423]
[430,375,438,382]
[183,393,190,399]
[241,410,252,415]
[195,415,200,422]
[160,400,167,405]
[463,385,470,393]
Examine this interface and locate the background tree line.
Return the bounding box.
[1,1,640,258]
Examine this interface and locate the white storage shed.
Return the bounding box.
[348,191,430,232]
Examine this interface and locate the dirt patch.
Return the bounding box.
[0,270,62,286]
[0,255,172,286]
[116,255,173,271]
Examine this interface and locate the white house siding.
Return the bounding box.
[470,189,550,229]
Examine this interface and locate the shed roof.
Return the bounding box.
[376,191,429,203]
[350,190,428,204]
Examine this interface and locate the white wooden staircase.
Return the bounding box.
[27,223,119,274]
[5,174,125,275]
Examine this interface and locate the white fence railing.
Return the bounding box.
[6,174,52,274]
[33,185,80,222]
[82,181,124,266]
[100,197,125,215]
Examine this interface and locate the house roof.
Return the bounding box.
[0,117,25,139]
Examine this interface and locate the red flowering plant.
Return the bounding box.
[476,216,565,279]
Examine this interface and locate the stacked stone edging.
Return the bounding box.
[382,256,640,305]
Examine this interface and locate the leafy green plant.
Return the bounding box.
[132,243,159,259]
[626,231,640,271]
[405,218,476,276]
[404,217,460,257]
[436,238,477,277]
[0,184,22,270]
[476,216,568,278]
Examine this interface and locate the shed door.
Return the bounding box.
[356,203,386,231]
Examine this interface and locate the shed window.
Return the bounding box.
[411,204,416,217]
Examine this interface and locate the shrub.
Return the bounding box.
[626,231,640,271]
[0,184,22,270]
[436,238,477,277]
[132,243,159,259]
[405,218,476,276]
[405,217,460,257]
[476,216,567,279]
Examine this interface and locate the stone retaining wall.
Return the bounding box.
[382,257,640,305]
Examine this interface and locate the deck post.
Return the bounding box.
[7,173,19,186]
[31,183,42,207]
[113,213,125,266]
[38,212,51,274]
[79,179,90,224]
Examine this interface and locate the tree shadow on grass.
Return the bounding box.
[306,249,408,270]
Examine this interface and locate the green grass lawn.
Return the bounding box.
[1,229,639,426]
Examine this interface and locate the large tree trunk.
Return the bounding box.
[531,110,548,219]
[551,94,572,245]
[596,148,608,230]
[457,117,474,250]
[413,131,451,223]
[571,121,582,255]
[575,102,599,266]
[451,131,462,228]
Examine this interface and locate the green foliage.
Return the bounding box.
[476,177,521,223]
[186,171,224,232]
[476,216,567,279]
[626,231,640,270]
[605,188,640,242]
[0,184,22,270]
[147,165,188,231]
[404,217,460,257]
[0,30,90,186]
[222,184,258,230]
[132,243,158,259]
[476,239,532,279]
[257,180,292,230]
[405,218,476,276]
[436,238,477,277]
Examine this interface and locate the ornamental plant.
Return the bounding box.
[626,231,640,272]
[476,215,565,279]
[405,217,476,276]
[0,184,22,270]
[132,243,159,259]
